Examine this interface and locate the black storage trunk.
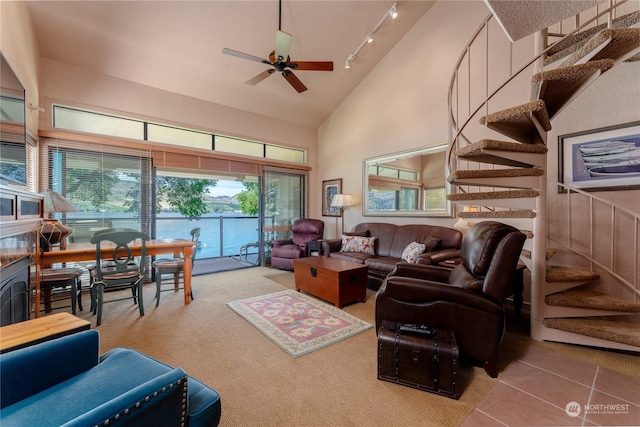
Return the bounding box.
[378,320,459,399]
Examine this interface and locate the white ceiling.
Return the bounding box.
[26,1,436,129]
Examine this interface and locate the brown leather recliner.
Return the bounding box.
[375,221,526,378]
[270,218,324,271]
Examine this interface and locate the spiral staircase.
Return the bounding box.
[447,1,640,351]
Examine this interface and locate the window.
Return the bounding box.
[41,138,152,241]
[52,105,305,165]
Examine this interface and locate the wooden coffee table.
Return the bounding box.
[293,257,368,308]
[0,312,90,354]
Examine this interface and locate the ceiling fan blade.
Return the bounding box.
[246,69,275,86]
[222,48,270,65]
[275,30,292,62]
[282,70,307,93]
[289,61,334,71]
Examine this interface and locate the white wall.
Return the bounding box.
[1,1,321,214]
[0,1,40,138]
[318,0,640,239]
[318,1,490,238]
[38,58,322,215]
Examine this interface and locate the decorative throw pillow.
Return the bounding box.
[402,242,426,263]
[341,235,376,254]
[422,237,441,252]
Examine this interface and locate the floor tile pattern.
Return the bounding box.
[461,345,640,426]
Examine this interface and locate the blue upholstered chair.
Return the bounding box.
[0,330,221,426]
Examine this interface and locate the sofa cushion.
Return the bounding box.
[329,251,371,264]
[364,256,401,274]
[401,242,426,263]
[341,235,376,254]
[449,265,484,291]
[185,376,223,427]
[271,244,305,259]
[422,236,441,252]
[344,230,370,237]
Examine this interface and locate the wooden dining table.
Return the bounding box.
[40,239,197,317]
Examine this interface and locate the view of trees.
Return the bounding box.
[236,182,259,215]
[156,176,217,220]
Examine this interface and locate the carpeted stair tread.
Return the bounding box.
[447,168,544,189]
[546,290,640,313]
[544,10,640,65]
[447,189,539,201]
[544,317,640,347]
[522,248,556,260]
[448,168,543,181]
[531,59,615,119]
[480,100,552,144]
[455,139,548,167]
[546,266,599,283]
[561,27,640,67]
[458,209,536,219]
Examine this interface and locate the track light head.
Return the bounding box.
[345,2,398,69]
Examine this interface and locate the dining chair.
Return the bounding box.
[89,230,150,326]
[40,267,84,315]
[87,228,141,313]
[152,227,200,307]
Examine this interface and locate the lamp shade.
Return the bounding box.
[41,190,78,214]
[330,194,354,209]
[39,190,77,250]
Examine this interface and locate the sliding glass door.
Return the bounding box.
[261,168,306,265]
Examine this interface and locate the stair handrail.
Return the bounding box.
[550,180,639,300]
[447,0,629,174]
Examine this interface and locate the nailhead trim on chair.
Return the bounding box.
[98,377,188,426]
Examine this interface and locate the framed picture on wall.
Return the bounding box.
[322,179,342,217]
[559,121,640,192]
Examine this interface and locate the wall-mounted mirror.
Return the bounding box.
[363,144,451,217]
[0,52,27,186]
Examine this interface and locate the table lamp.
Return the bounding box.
[330,194,354,236]
[40,190,78,251]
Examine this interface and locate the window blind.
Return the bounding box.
[39,136,153,238]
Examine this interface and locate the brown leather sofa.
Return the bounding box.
[322,222,463,290]
[375,221,526,377]
[270,218,324,271]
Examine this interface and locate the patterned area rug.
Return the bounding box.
[227,290,373,358]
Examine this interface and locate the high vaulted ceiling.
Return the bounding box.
[26,1,436,129]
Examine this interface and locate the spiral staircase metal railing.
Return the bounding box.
[447,0,640,351]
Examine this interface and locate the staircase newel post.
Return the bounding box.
[530,29,548,341]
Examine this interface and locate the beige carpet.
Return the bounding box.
[69,267,639,426]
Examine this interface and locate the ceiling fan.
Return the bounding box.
[222,0,333,93]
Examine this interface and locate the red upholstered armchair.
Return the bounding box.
[375,221,526,378]
[270,219,324,271]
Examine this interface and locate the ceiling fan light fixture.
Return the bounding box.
[345,2,398,68]
[222,0,333,92]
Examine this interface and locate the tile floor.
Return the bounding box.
[461,344,640,426]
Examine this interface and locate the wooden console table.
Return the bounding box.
[0,312,90,354]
